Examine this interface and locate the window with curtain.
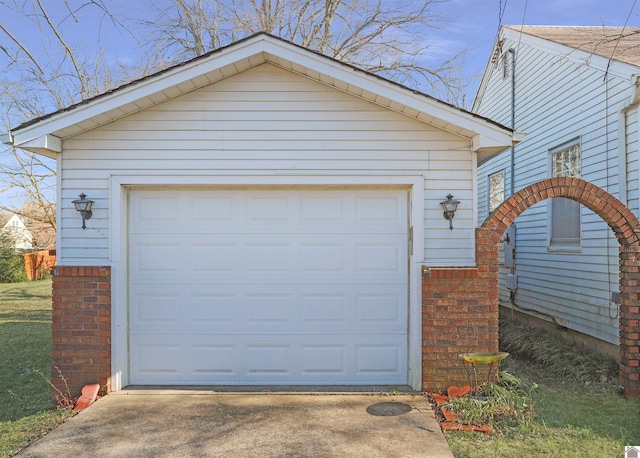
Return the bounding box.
[550,142,581,248]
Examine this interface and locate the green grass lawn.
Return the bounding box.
[445,363,640,457]
[444,322,640,458]
[0,280,72,458]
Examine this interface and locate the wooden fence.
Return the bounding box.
[23,249,56,280]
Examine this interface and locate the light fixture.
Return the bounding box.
[72,193,94,229]
[440,194,460,230]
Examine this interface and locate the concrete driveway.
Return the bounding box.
[17,390,454,457]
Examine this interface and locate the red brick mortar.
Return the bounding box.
[51,266,111,405]
[422,262,498,391]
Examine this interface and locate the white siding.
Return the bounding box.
[59,63,475,266]
[475,31,633,346]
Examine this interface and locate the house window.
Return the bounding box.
[488,170,505,212]
[550,142,581,248]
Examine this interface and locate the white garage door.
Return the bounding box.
[128,188,409,385]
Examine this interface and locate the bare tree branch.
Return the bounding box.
[0,0,144,241]
[141,0,468,104]
[0,21,44,73]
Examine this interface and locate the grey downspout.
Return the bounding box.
[508,48,517,314]
[509,48,516,197]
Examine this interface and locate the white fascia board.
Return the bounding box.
[1,133,11,145]
[472,34,503,112]
[10,36,273,146]
[503,28,640,80]
[265,39,513,146]
[472,130,518,154]
[14,134,61,158]
[473,130,526,164]
[11,33,512,150]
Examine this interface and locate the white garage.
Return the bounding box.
[8,33,516,394]
[128,188,409,385]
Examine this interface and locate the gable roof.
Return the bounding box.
[474,26,640,112]
[0,213,29,231]
[507,26,640,66]
[5,33,517,164]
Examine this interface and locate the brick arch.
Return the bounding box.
[481,177,640,246]
[477,176,640,398]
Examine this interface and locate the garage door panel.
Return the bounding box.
[130,191,407,235]
[191,344,236,375]
[133,291,183,324]
[356,293,404,323]
[245,293,293,324]
[191,243,236,272]
[133,242,184,273]
[134,195,181,222]
[300,345,346,374]
[355,242,405,273]
[355,195,404,223]
[192,195,235,222]
[129,188,409,385]
[246,195,290,222]
[130,284,407,333]
[301,195,344,222]
[130,234,406,282]
[131,341,185,376]
[245,242,292,272]
[129,335,407,384]
[356,344,404,374]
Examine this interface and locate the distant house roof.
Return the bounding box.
[506,26,640,67]
[0,213,12,227]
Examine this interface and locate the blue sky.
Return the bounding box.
[0,0,637,208]
[2,0,638,104]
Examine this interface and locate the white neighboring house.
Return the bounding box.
[474,26,640,357]
[0,213,33,250]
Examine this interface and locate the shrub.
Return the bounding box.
[0,233,27,283]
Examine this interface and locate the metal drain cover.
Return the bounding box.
[366,402,413,417]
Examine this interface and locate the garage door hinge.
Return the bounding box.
[409,226,413,255]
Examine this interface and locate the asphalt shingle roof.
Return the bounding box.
[506,26,640,67]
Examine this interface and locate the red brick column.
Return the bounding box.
[51,266,111,405]
[619,245,640,399]
[422,228,499,391]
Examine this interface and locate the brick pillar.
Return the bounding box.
[51,266,111,405]
[619,245,640,399]
[421,228,500,392]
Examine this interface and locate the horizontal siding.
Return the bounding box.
[476,34,629,345]
[60,63,476,265]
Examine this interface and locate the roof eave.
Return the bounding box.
[10,33,514,155]
[475,130,525,165]
[472,30,504,113]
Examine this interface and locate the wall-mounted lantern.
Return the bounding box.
[72,193,94,229]
[440,194,460,230]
